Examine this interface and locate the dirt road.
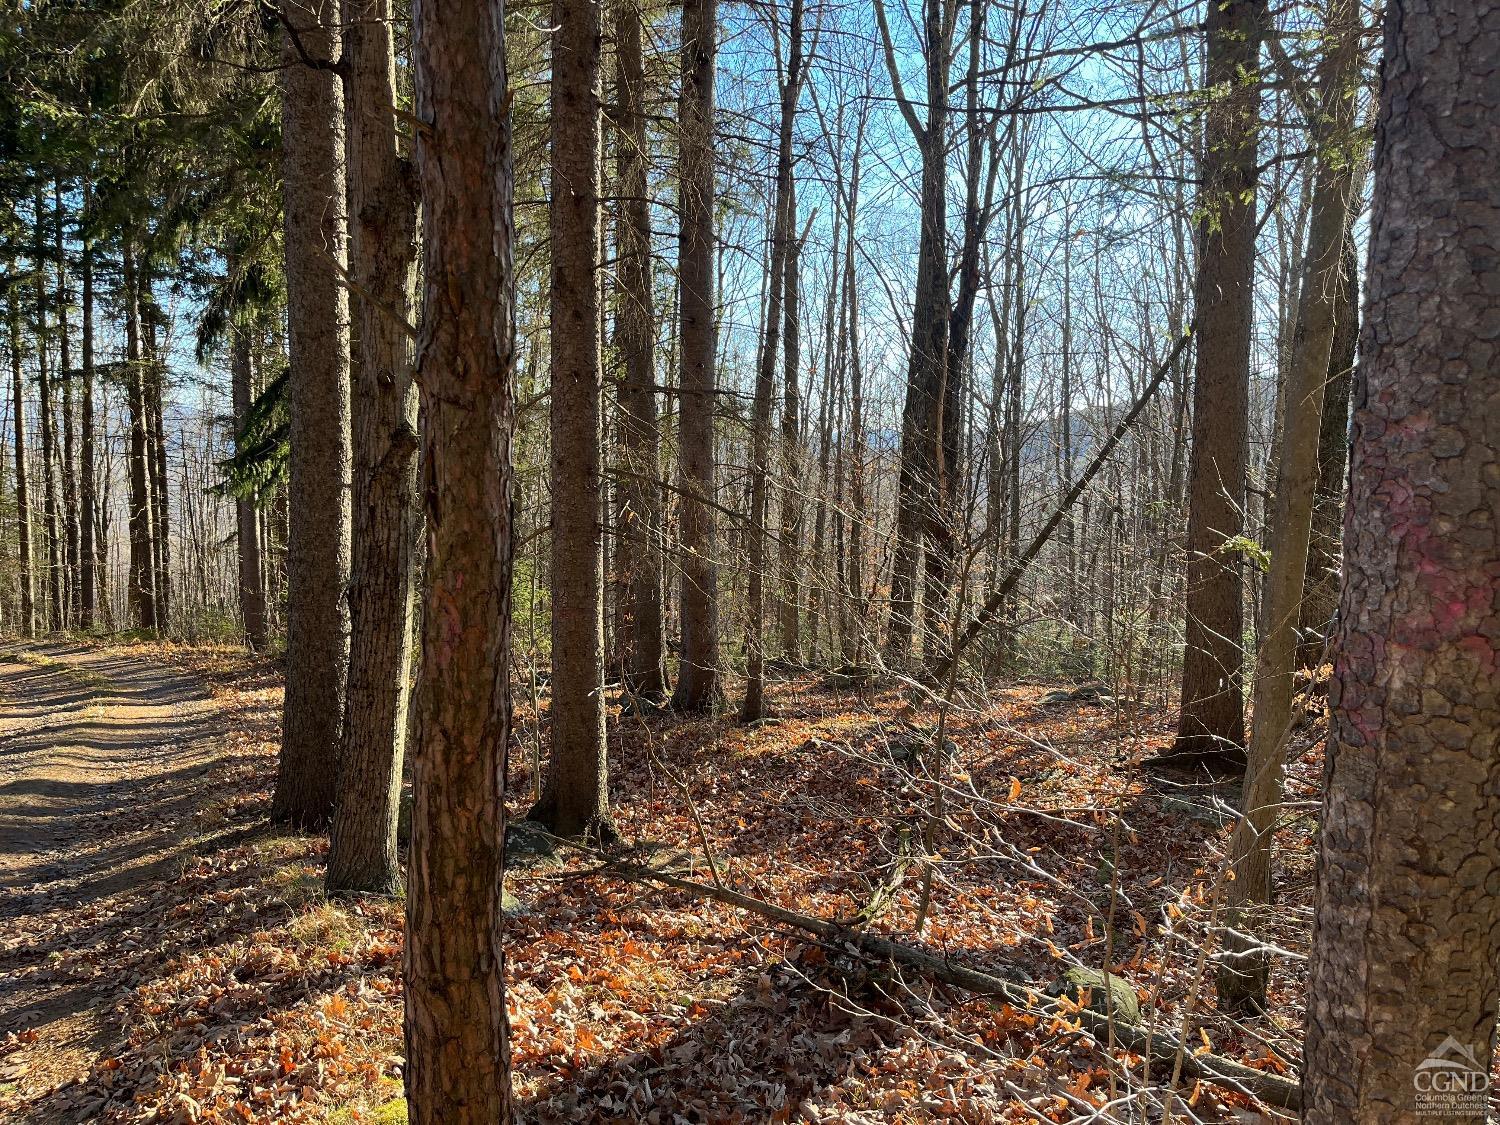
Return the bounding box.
[0,641,224,1116]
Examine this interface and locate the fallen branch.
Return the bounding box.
[585,853,1300,1111]
[933,327,1194,683]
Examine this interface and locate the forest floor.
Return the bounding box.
[0,639,1328,1124]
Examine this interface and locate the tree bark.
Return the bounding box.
[1297,228,1357,666]
[325,0,421,896]
[54,182,78,629]
[143,301,172,631]
[1301,0,1500,1115]
[231,328,270,651]
[122,241,157,631]
[273,0,354,830]
[1164,0,1266,772]
[1217,0,1364,1014]
[880,0,952,669]
[33,191,62,632]
[669,0,721,712]
[612,0,667,700]
[78,179,97,630]
[777,176,805,662]
[404,0,516,1115]
[743,0,804,722]
[8,279,34,637]
[532,0,611,838]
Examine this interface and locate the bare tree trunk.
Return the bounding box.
[777,178,806,662]
[122,241,156,630]
[1217,0,1363,1014]
[33,192,62,632]
[743,0,804,722]
[1297,228,1357,665]
[273,0,353,829]
[231,328,269,650]
[1303,0,1500,1113]
[79,180,97,630]
[404,0,516,1114]
[670,0,721,712]
[1163,0,1266,772]
[532,0,611,838]
[54,183,78,629]
[325,0,422,895]
[8,280,34,637]
[612,0,667,700]
[879,0,952,668]
[144,306,172,632]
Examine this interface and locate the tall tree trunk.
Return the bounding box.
[144,303,172,632]
[273,0,354,829]
[1217,0,1364,1014]
[33,191,62,632]
[669,0,721,712]
[743,0,804,721]
[532,0,611,838]
[1163,0,1266,772]
[231,327,269,650]
[8,280,34,637]
[879,0,952,668]
[777,177,805,662]
[404,0,516,1115]
[122,241,157,630]
[1297,228,1357,666]
[54,183,78,629]
[612,0,667,700]
[1302,0,1500,1113]
[79,179,97,630]
[326,0,421,894]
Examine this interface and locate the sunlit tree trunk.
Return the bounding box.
[533,0,611,837]
[612,0,667,700]
[122,240,157,631]
[670,0,721,712]
[1303,0,1500,1112]
[1217,0,1364,1013]
[404,0,516,1115]
[1163,0,1266,772]
[8,278,34,637]
[273,0,353,829]
[743,0,804,721]
[78,178,98,630]
[231,328,269,651]
[325,0,422,895]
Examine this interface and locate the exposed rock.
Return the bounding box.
[1045,965,1140,1024]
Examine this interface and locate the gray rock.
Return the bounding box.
[1045,966,1140,1024]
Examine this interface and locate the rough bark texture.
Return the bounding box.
[34,193,62,632]
[273,0,353,830]
[882,0,952,669]
[325,0,421,896]
[122,241,157,631]
[669,0,721,713]
[231,329,270,651]
[743,0,803,722]
[1302,0,1500,1115]
[533,0,611,838]
[55,184,78,629]
[8,282,34,637]
[144,313,172,631]
[777,175,805,661]
[404,0,516,1115]
[1297,229,1357,665]
[1167,0,1265,770]
[78,187,97,630]
[612,0,667,700]
[1217,0,1363,1014]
